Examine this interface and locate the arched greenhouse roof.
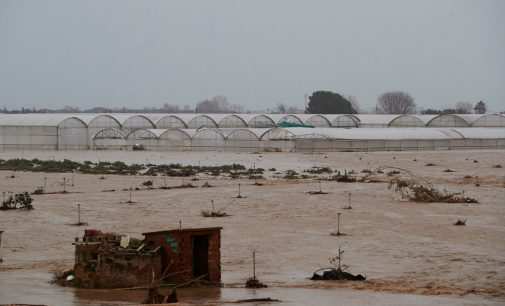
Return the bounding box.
[471,114,505,127]
[126,128,167,140]
[0,114,88,127]
[150,114,188,128]
[268,114,304,125]
[192,128,226,139]
[326,114,360,127]
[214,114,248,127]
[354,115,405,127]
[426,114,471,127]
[186,114,219,128]
[84,114,122,128]
[451,128,505,139]
[92,127,127,139]
[159,128,194,140]
[387,115,426,127]
[244,114,276,127]
[112,114,156,128]
[303,114,332,126]
[264,127,470,140]
[220,128,271,140]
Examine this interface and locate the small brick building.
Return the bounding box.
[73,227,222,288]
[143,227,222,285]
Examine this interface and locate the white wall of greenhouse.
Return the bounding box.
[154,115,188,129]
[246,115,276,128]
[57,117,89,150]
[116,114,155,133]
[126,129,161,150]
[191,129,225,151]
[216,115,248,128]
[158,129,193,151]
[388,115,426,127]
[471,114,505,127]
[329,115,359,127]
[187,115,218,129]
[0,114,88,150]
[222,129,262,152]
[426,114,470,127]
[1,113,505,152]
[92,128,127,150]
[86,114,122,148]
[305,115,331,127]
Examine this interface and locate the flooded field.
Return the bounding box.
[1,149,504,305]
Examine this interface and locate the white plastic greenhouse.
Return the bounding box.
[0,114,88,150]
[1,113,504,152]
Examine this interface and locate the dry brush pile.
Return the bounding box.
[386,167,478,203]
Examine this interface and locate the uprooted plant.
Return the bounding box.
[311,247,365,281]
[201,200,229,218]
[384,167,478,203]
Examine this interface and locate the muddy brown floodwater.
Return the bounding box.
[1,150,504,306]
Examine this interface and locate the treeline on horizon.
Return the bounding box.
[0,90,495,115]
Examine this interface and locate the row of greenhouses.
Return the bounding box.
[89,127,505,152]
[0,113,504,151]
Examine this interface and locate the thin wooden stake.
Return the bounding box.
[253,250,256,280]
[337,247,343,270]
[337,212,341,235]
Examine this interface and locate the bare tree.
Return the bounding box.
[474,101,487,114]
[376,91,416,114]
[347,96,361,113]
[274,103,287,114]
[455,101,473,114]
[196,96,228,113]
[286,106,303,113]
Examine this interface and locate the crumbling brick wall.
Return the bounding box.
[143,228,221,284]
[73,230,161,289]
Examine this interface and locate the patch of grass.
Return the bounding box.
[201,210,229,217]
[284,170,299,179]
[304,167,332,174]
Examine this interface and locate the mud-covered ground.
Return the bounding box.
[0,149,504,306]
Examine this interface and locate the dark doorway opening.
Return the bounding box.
[160,247,169,279]
[192,235,209,280]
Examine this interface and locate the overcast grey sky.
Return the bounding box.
[1,0,504,112]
